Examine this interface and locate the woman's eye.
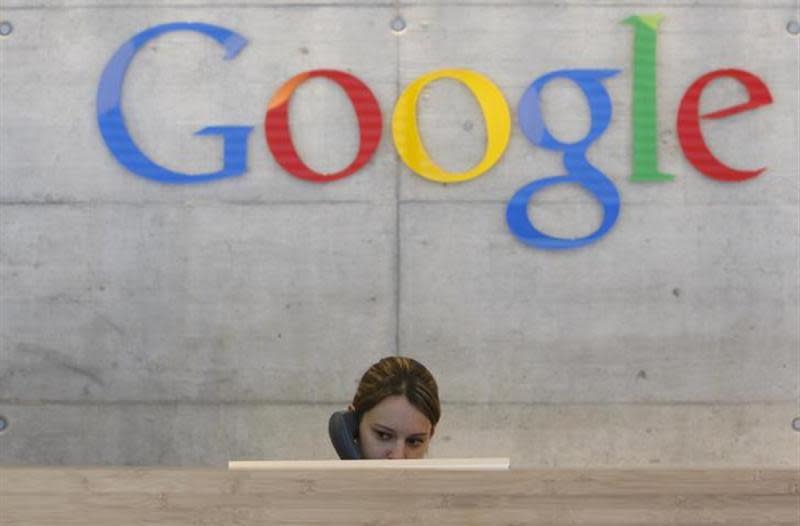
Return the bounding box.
[408,439,424,447]
[376,431,392,440]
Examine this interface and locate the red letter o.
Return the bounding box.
[264,70,382,183]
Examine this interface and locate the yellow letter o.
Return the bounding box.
[392,69,511,183]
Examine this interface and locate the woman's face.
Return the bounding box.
[356,395,434,460]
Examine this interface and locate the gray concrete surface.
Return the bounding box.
[0,401,794,467]
[1,1,798,466]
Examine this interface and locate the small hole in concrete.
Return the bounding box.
[0,21,13,37]
[390,16,407,33]
[0,415,8,433]
[792,417,800,431]
[787,20,800,35]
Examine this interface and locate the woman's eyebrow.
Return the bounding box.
[372,424,396,433]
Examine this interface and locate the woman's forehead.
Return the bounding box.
[363,395,432,434]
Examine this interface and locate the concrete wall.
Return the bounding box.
[1,0,798,467]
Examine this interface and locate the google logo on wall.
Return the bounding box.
[97,17,774,250]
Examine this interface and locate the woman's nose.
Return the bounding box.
[385,441,406,459]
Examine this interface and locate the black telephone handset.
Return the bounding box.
[328,410,363,460]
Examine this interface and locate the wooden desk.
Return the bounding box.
[2,467,798,525]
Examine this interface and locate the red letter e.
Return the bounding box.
[677,69,772,182]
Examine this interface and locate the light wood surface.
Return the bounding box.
[1,467,797,525]
[229,457,510,470]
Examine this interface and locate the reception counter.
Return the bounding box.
[2,467,797,525]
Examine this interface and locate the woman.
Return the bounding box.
[346,356,440,460]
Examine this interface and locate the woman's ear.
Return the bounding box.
[347,403,355,412]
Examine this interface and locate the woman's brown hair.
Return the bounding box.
[351,356,441,429]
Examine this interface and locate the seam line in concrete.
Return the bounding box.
[3,200,797,207]
[1,2,795,10]
[0,400,794,407]
[0,3,396,10]
[0,200,376,206]
[393,0,402,359]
